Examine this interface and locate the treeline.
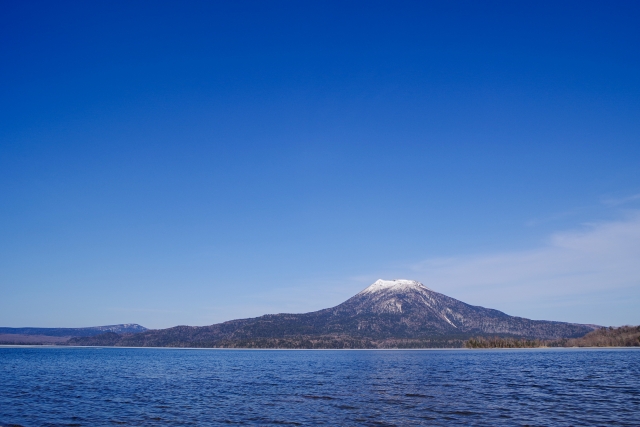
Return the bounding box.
[556,325,640,347]
[217,337,467,349]
[67,326,640,349]
[465,325,640,349]
[465,337,545,348]
[67,332,124,346]
[68,333,468,349]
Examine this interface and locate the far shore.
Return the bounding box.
[2,344,639,351]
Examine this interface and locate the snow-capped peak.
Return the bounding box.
[359,279,431,295]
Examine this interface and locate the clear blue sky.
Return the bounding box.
[2,1,639,328]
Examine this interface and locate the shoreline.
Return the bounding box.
[2,344,639,351]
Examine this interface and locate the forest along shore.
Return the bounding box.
[465,325,640,348]
[3,326,639,349]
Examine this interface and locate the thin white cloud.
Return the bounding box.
[407,213,640,325]
[601,193,640,206]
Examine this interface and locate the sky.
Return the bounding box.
[1,0,639,329]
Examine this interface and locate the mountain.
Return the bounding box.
[0,324,147,345]
[68,280,597,348]
[0,324,147,337]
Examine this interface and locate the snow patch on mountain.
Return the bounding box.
[359,279,431,295]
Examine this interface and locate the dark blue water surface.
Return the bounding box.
[0,347,638,426]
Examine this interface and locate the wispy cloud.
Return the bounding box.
[404,213,640,325]
[601,193,640,206]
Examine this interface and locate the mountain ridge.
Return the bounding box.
[0,324,147,337]
[0,324,148,344]
[68,280,597,348]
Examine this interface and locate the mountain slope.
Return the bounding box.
[69,280,596,348]
[0,324,147,344]
[0,324,147,337]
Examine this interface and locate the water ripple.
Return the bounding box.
[0,347,639,426]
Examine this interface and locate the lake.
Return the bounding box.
[1,347,638,426]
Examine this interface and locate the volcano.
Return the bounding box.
[69,279,597,348]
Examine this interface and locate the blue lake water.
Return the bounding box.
[0,347,638,426]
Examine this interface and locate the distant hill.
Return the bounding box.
[68,280,597,348]
[0,324,147,345]
[0,324,147,337]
